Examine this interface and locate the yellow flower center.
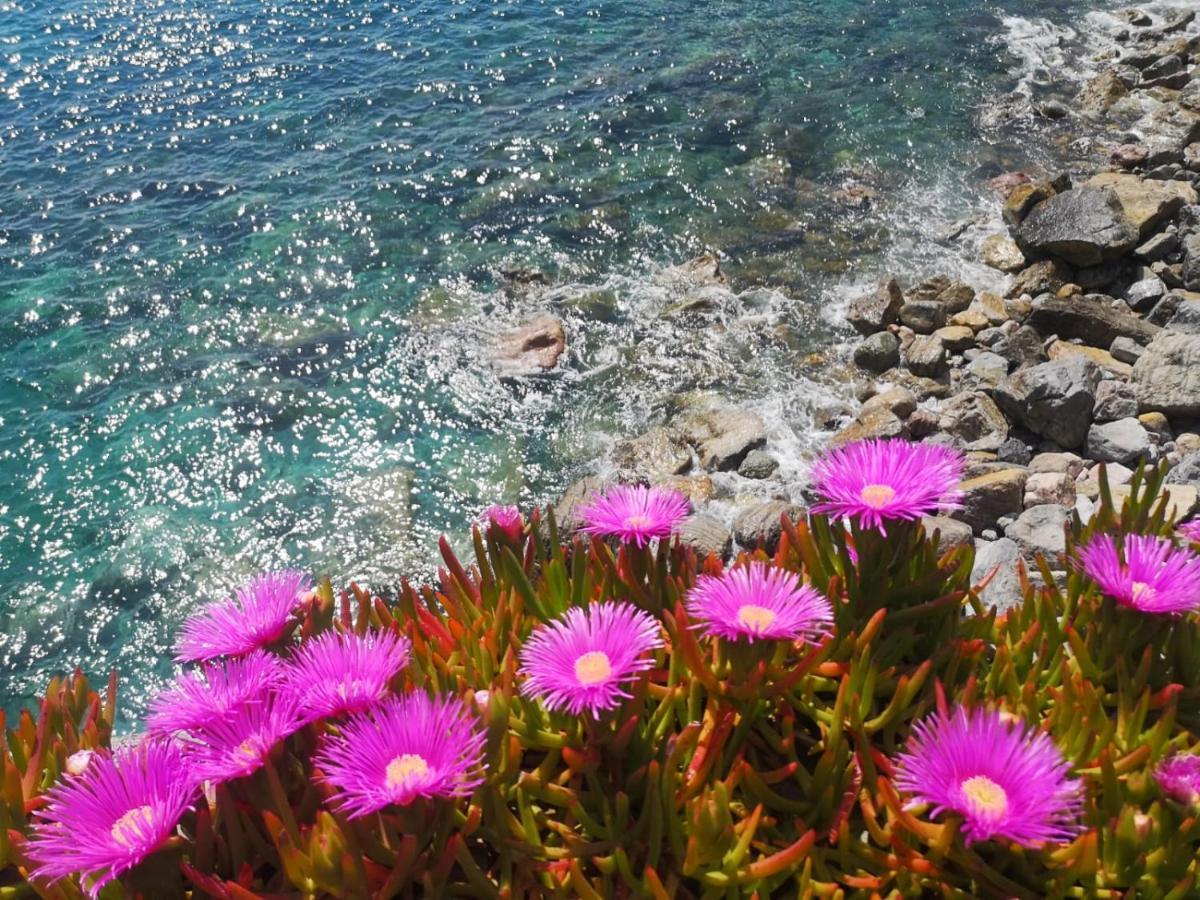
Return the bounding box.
[961,775,1008,817]
[111,805,155,848]
[736,604,777,632]
[623,514,651,530]
[574,650,613,685]
[234,739,259,765]
[385,753,430,790]
[860,483,896,509]
[1130,581,1154,603]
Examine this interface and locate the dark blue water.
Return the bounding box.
[0,0,1106,722]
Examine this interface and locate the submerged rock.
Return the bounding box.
[491,316,567,376]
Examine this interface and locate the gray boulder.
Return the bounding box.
[1005,504,1070,563]
[732,501,805,553]
[1016,187,1140,266]
[738,449,779,480]
[611,427,691,481]
[1166,452,1200,488]
[1027,293,1161,348]
[972,538,1025,612]
[937,392,1010,451]
[853,331,901,373]
[687,409,768,471]
[847,278,904,335]
[678,514,733,560]
[1132,332,1200,417]
[1085,418,1152,465]
[1093,380,1139,422]
[953,469,1029,535]
[994,358,1101,449]
[1184,235,1200,291]
[906,334,947,377]
[923,516,974,552]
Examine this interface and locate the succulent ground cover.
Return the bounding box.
[2,440,1199,898]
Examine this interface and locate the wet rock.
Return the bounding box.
[658,253,725,288]
[994,358,1101,449]
[1084,173,1197,237]
[1016,187,1140,267]
[611,427,691,481]
[982,235,1027,273]
[988,172,1031,199]
[1007,259,1074,300]
[492,316,567,375]
[499,266,550,291]
[1076,70,1130,116]
[899,299,947,334]
[1037,100,1070,120]
[1003,181,1057,227]
[953,469,1029,534]
[923,516,974,552]
[687,408,768,471]
[678,514,733,560]
[1024,471,1076,508]
[1112,143,1150,169]
[738,449,779,480]
[906,334,948,377]
[1086,418,1152,465]
[847,278,904,335]
[853,332,901,373]
[1027,293,1161,347]
[553,475,607,533]
[972,537,1025,612]
[732,501,805,553]
[1093,380,1139,422]
[937,392,1010,451]
[1005,504,1070,563]
[1132,332,1200,417]
[665,285,738,317]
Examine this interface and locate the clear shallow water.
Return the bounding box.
[0,0,1108,722]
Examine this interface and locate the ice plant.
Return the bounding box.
[181,689,304,785]
[519,601,663,717]
[1078,533,1200,615]
[577,484,689,547]
[481,504,524,541]
[283,628,411,723]
[1156,754,1200,806]
[147,650,284,735]
[314,692,486,819]
[687,561,834,644]
[175,570,312,662]
[27,741,197,899]
[894,707,1083,847]
[1179,519,1200,544]
[809,439,964,534]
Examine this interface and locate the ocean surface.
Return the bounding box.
[0,0,1126,723]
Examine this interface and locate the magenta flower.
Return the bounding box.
[1078,533,1200,616]
[314,692,486,819]
[147,650,285,735]
[481,504,524,541]
[1156,754,1200,806]
[519,601,663,717]
[27,741,197,899]
[1179,520,1200,544]
[687,562,834,644]
[894,707,1084,847]
[810,439,964,534]
[175,570,312,662]
[577,485,689,547]
[283,629,411,724]
[182,689,304,785]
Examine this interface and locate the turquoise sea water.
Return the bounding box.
[1,0,1105,722]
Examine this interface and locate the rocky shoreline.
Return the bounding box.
[522,4,1200,611]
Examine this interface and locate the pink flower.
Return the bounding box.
[28,741,197,899]
[314,692,486,819]
[577,485,689,547]
[687,562,834,644]
[1156,754,1200,806]
[181,689,304,786]
[147,650,285,735]
[481,504,524,541]
[1078,533,1200,616]
[175,570,312,662]
[1179,520,1200,544]
[282,629,411,723]
[519,602,663,717]
[810,439,964,534]
[894,707,1084,847]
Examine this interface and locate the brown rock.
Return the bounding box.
[1046,340,1133,379]
[493,316,567,375]
[953,469,1030,535]
[1084,173,1198,237]
[1007,259,1075,299]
